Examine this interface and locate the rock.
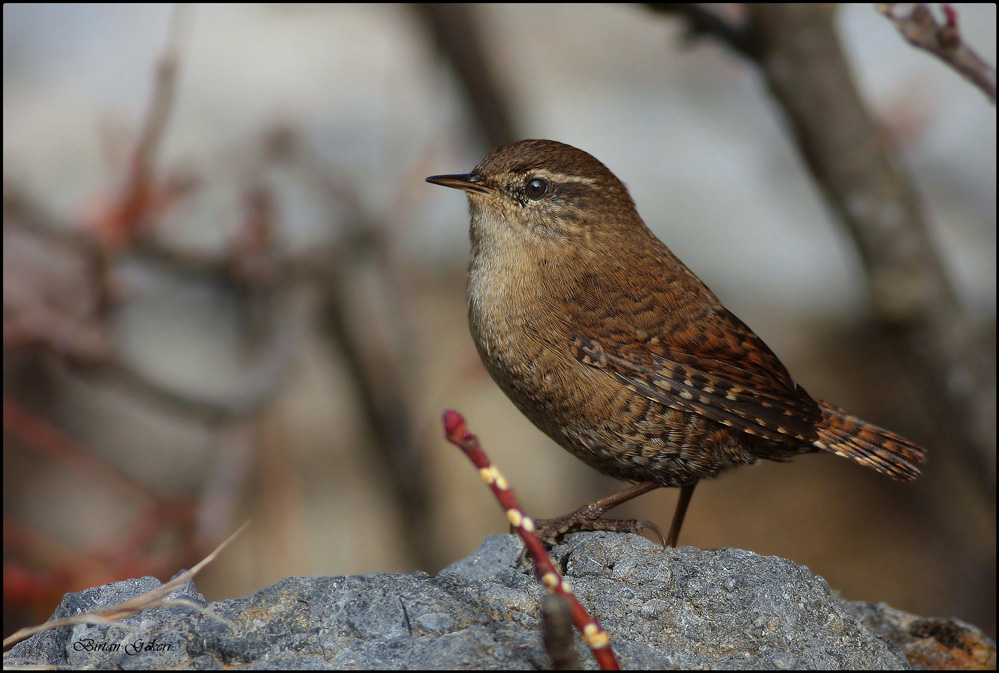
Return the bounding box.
[844,601,997,670]
[6,532,991,669]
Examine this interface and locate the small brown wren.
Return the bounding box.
[427,139,926,547]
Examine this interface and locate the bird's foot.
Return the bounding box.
[531,511,666,547]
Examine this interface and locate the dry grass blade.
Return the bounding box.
[2,521,249,651]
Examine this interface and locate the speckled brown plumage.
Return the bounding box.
[427,139,926,546]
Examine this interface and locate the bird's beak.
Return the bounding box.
[426,173,493,195]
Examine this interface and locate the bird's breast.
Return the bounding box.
[466,252,634,461]
[468,253,585,406]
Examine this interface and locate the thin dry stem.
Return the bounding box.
[3,522,248,651]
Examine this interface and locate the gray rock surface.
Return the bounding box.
[7,532,986,670]
[844,601,997,670]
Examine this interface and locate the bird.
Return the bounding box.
[427,139,926,547]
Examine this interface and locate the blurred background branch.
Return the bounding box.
[877,3,996,104]
[413,4,518,148]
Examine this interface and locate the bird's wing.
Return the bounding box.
[566,293,822,445]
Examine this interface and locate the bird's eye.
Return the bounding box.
[525,177,549,200]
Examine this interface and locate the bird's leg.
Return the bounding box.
[533,481,664,544]
[665,482,697,548]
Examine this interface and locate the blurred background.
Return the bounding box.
[3,3,995,642]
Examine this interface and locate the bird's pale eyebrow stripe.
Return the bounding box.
[529,169,598,186]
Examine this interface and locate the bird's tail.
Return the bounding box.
[813,401,926,482]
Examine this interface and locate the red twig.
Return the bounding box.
[93,5,193,249]
[2,398,151,504]
[442,410,619,670]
